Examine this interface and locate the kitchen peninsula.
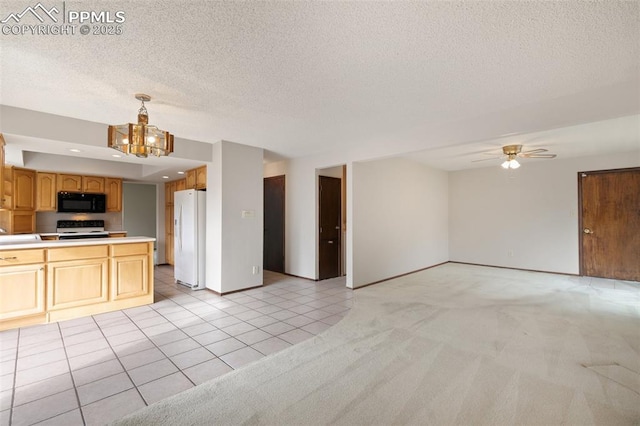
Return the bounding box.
[0,236,154,331]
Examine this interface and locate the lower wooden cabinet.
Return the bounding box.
[0,263,45,321]
[0,248,46,328]
[47,258,109,311]
[110,243,151,301]
[0,241,154,330]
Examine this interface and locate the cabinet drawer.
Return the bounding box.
[0,249,45,265]
[47,245,108,262]
[110,243,149,257]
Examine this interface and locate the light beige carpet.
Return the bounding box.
[115,263,640,425]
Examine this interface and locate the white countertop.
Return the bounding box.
[39,231,128,237]
[0,236,155,251]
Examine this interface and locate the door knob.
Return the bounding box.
[583,228,593,234]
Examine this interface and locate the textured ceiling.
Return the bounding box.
[0,1,639,172]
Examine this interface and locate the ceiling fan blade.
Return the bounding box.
[521,148,548,155]
[522,154,557,159]
[472,156,501,162]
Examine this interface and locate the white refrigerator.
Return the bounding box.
[174,189,206,290]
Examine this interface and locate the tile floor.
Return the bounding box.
[0,266,352,426]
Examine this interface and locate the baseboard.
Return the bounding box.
[353,261,449,290]
[449,261,580,277]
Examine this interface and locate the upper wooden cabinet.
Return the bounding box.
[105,178,122,212]
[195,166,206,189]
[176,179,186,191]
[186,169,196,189]
[36,172,57,212]
[83,176,105,193]
[57,174,82,192]
[185,166,206,190]
[13,168,36,211]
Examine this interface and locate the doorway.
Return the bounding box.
[319,174,342,280]
[263,175,285,273]
[579,167,640,281]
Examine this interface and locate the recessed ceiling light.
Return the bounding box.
[112,154,121,158]
[162,176,169,179]
[177,171,185,175]
[70,148,81,153]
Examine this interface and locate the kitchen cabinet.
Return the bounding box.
[185,166,207,190]
[0,134,5,209]
[176,178,186,191]
[0,167,36,234]
[110,242,151,301]
[195,166,207,189]
[165,182,174,206]
[0,249,46,326]
[0,238,155,330]
[57,174,83,192]
[83,176,105,193]
[165,205,174,265]
[3,211,36,234]
[13,168,36,211]
[36,172,57,211]
[105,178,122,212]
[186,169,196,189]
[47,245,109,311]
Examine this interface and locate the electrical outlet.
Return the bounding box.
[507,250,514,257]
[252,266,259,275]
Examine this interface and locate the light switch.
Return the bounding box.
[241,210,255,218]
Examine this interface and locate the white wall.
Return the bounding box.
[351,158,449,288]
[449,150,640,274]
[207,141,264,293]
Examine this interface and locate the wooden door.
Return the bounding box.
[105,178,122,212]
[36,172,57,211]
[83,176,105,193]
[264,175,285,273]
[57,174,82,192]
[186,169,197,189]
[196,166,207,189]
[13,168,35,210]
[319,176,341,280]
[580,168,640,281]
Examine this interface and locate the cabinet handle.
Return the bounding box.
[0,256,18,260]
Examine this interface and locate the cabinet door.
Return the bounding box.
[57,174,82,192]
[47,258,109,310]
[186,169,196,189]
[0,263,45,320]
[83,176,105,193]
[0,135,5,210]
[10,211,35,234]
[105,178,122,212]
[36,172,57,211]
[165,182,174,205]
[196,166,207,189]
[111,254,149,300]
[176,179,186,191]
[13,168,35,210]
[164,205,174,265]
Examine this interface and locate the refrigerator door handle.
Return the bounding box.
[178,206,183,251]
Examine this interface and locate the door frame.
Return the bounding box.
[577,166,640,277]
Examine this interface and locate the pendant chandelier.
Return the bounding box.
[108,94,174,157]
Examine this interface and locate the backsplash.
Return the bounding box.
[36,212,123,233]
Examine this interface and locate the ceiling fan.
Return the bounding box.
[474,144,557,169]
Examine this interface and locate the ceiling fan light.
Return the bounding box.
[510,159,520,169]
[501,160,510,169]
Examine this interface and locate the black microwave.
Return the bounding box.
[57,192,106,213]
